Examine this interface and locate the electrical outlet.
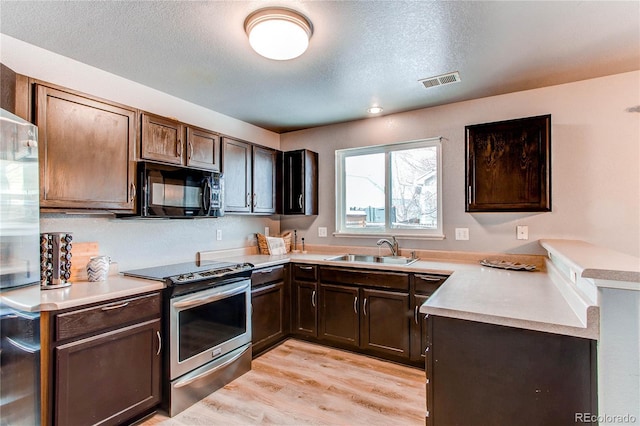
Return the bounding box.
[264,227,270,236]
[516,225,529,240]
[216,229,222,241]
[455,228,469,241]
[318,227,328,237]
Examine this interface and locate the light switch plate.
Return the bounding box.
[318,227,328,237]
[216,229,222,241]
[455,228,469,240]
[264,227,269,236]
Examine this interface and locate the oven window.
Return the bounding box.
[178,292,246,362]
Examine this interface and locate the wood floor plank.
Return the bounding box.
[138,339,425,425]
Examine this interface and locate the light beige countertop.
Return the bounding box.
[540,239,640,287]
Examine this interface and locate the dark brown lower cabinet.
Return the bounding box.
[410,294,429,361]
[319,284,359,347]
[55,320,161,426]
[425,315,597,426]
[251,265,289,356]
[292,280,318,337]
[317,267,411,361]
[360,288,409,358]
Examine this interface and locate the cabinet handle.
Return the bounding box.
[298,194,303,209]
[353,296,358,314]
[468,185,472,205]
[414,306,419,324]
[246,193,251,208]
[189,141,193,160]
[101,301,129,311]
[130,183,136,202]
[177,139,183,157]
[253,193,257,208]
[298,266,314,270]
[311,290,316,308]
[415,274,443,282]
[363,298,368,316]
[156,331,162,356]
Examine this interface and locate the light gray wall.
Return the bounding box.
[281,71,640,257]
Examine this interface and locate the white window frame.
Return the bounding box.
[335,137,444,239]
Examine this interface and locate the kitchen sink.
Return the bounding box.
[325,254,419,265]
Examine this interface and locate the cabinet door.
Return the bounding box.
[283,149,318,215]
[319,284,359,347]
[222,138,252,212]
[186,126,220,171]
[410,294,430,361]
[55,319,161,426]
[141,113,184,165]
[361,288,410,358]
[36,84,137,211]
[292,281,317,337]
[252,146,277,213]
[251,281,286,355]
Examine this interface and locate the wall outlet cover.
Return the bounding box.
[216,229,222,241]
[455,228,469,241]
[516,225,529,240]
[318,227,328,237]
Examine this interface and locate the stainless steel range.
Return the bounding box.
[123,260,253,416]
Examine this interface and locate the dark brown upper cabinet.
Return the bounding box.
[35,83,137,211]
[141,113,220,171]
[222,137,277,214]
[465,115,551,212]
[283,149,318,215]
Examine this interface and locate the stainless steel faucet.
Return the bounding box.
[376,236,399,257]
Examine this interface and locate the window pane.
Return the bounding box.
[390,146,438,229]
[344,153,385,229]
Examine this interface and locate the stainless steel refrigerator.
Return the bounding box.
[0,108,41,425]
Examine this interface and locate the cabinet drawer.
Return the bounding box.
[251,265,285,287]
[320,267,408,291]
[413,274,448,295]
[293,264,317,281]
[55,293,161,341]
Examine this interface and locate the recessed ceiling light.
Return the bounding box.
[244,8,313,61]
[367,106,384,114]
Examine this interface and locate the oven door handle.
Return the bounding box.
[172,282,250,309]
[173,344,251,388]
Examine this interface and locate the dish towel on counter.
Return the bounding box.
[266,237,287,255]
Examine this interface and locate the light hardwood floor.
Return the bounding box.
[139,339,426,425]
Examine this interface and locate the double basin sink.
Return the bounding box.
[326,253,419,266]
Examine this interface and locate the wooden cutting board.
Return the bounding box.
[69,242,99,282]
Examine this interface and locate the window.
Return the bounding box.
[335,137,443,238]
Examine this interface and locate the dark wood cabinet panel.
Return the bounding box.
[251,265,289,355]
[319,283,359,347]
[186,126,221,171]
[410,294,430,361]
[427,316,596,426]
[141,113,185,165]
[1,63,30,121]
[360,288,410,358]
[466,114,551,212]
[252,146,277,213]
[292,280,318,337]
[283,149,318,215]
[35,84,137,211]
[319,267,409,291]
[222,138,252,212]
[55,319,161,426]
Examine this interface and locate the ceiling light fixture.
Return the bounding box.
[244,8,313,61]
[367,106,384,114]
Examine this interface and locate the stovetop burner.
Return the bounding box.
[123,261,253,285]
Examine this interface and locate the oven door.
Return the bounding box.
[169,279,251,380]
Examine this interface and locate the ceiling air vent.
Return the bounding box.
[419,71,461,89]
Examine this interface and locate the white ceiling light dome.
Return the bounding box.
[244,8,313,61]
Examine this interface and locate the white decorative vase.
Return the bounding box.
[87,255,110,282]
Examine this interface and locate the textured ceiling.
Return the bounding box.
[1,1,639,133]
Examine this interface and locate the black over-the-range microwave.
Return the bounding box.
[135,162,224,218]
